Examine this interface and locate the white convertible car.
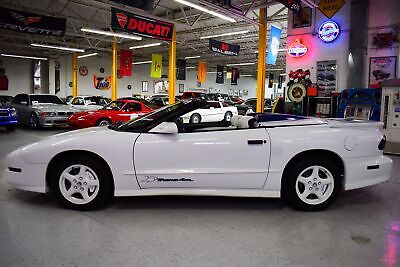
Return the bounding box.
[3,99,392,211]
[181,101,238,123]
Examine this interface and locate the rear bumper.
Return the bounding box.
[344,155,393,190]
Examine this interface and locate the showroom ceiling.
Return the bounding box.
[0,0,288,73]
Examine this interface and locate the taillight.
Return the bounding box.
[378,135,386,150]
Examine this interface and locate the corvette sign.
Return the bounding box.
[0,7,66,36]
[111,8,174,41]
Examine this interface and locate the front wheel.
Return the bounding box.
[30,113,40,129]
[189,113,201,124]
[96,118,111,126]
[49,156,114,210]
[224,111,233,122]
[282,157,341,211]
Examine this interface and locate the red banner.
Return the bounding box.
[119,49,132,77]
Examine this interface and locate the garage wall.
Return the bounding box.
[286,1,351,93]
[51,55,258,99]
[364,0,400,86]
[0,57,32,96]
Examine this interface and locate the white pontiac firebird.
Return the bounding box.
[3,99,392,211]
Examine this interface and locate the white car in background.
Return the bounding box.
[181,101,238,123]
[68,96,110,111]
[3,99,392,211]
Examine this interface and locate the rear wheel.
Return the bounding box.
[282,157,341,211]
[189,113,201,124]
[224,111,233,122]
[30,113,40,129]
[49,155,113,210]
[96,118,111,126]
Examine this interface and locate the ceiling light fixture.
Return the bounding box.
[241,74,253,77]
[185,55,201,59]
[81,27,142,40]
[30,43,85,52]
[267,68,284,71]
[200,30,249,39]
[186,66,196,69]
[226,62,255,66]
[174,0,235,23]
[129,43,161,49]
[0,53,47,60]
[132,60,152,65]
[77,52,98,59]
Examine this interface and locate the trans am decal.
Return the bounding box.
[141,176,193,183]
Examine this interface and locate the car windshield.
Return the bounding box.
[30,95,64,105]
[135,98,159,109]
[103,101,125,110]
[85,96,109,105]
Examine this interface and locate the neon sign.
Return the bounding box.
[287,39,308,57]
[318,21,340,43]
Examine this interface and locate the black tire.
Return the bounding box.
[96,118,111,126]
[224,111,233,122]
[30,113,40,129]
[189,113,201,124]
[6,125,16,131]
[281,157,342,211]
[49,155,114,210]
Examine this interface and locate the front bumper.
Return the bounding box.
[38,115,70,127]
[344,155,393,190]
[0,118,18,126]
[3,151,47,193]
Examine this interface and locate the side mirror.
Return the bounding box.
[149,122,178,134]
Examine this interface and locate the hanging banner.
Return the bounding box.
[119,49,132,77]
[151,54,162,78]
[231,68,239,85]
[111,7,174,41]
[209,39,240,56]
[0,7,66,36]
[176,59,186,80]
[216,65,224,84]
[94,75,111,90]
[276,0,301,14]
[267,25,282,65]
[197,62,206,83]
[110,0,154,12]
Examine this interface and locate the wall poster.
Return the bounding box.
[369,56,397,88]
[316,60,337,96]
[293,7,312,28]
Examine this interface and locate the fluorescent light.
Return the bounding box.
[186,66,196,69]
[77,52,98,59]
[81,28,142,40]
[267,68,284,71]
[185,55,201,59]
[175,0,235,23]
[200,30,249,39]
[129,43,161,49]
[132,61,152,65]
[31,43,85,52]
[241,74,253,77]
[227,62,255,66]
[1,53,47,60]
[207,71,217,74]
[280,73,287,76]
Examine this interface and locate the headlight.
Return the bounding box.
[10,108,17,117]
[41,112,57,117]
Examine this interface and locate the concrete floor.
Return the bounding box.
[0,128,399,267]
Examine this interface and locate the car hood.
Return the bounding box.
[32,104,78,112]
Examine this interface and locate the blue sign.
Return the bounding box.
[318,21,340,43]
[267,25,282,65]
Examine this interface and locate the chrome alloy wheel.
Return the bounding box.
[59,164,100,205]
[295,165,334,205]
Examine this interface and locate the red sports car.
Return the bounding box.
[67,99,154,128]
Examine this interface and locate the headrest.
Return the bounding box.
[231,115,259,129]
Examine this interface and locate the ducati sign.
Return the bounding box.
[0,7,66,36]
[111,8,174,41]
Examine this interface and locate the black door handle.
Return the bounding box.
[247,140,265,145]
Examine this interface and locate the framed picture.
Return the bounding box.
[316,60,337,96]
[179,83,184,93]
[293,7,312,28]
[369,56,397,87]
[142,81,148,92]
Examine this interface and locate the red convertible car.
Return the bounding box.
[67,99,154,128]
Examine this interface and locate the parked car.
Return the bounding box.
[69,96,110,111]
[67,99,154,128]
[0,101,18,131]
[181,101,238,123]
[10,94,77,128]
[149,95,180,107]
[180,91,210,100]
[0,95,13,105]
[208,93,243,105]
[236,98,273,115]
[2,99,392,211]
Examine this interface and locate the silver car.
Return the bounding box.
[11,94,78,128]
